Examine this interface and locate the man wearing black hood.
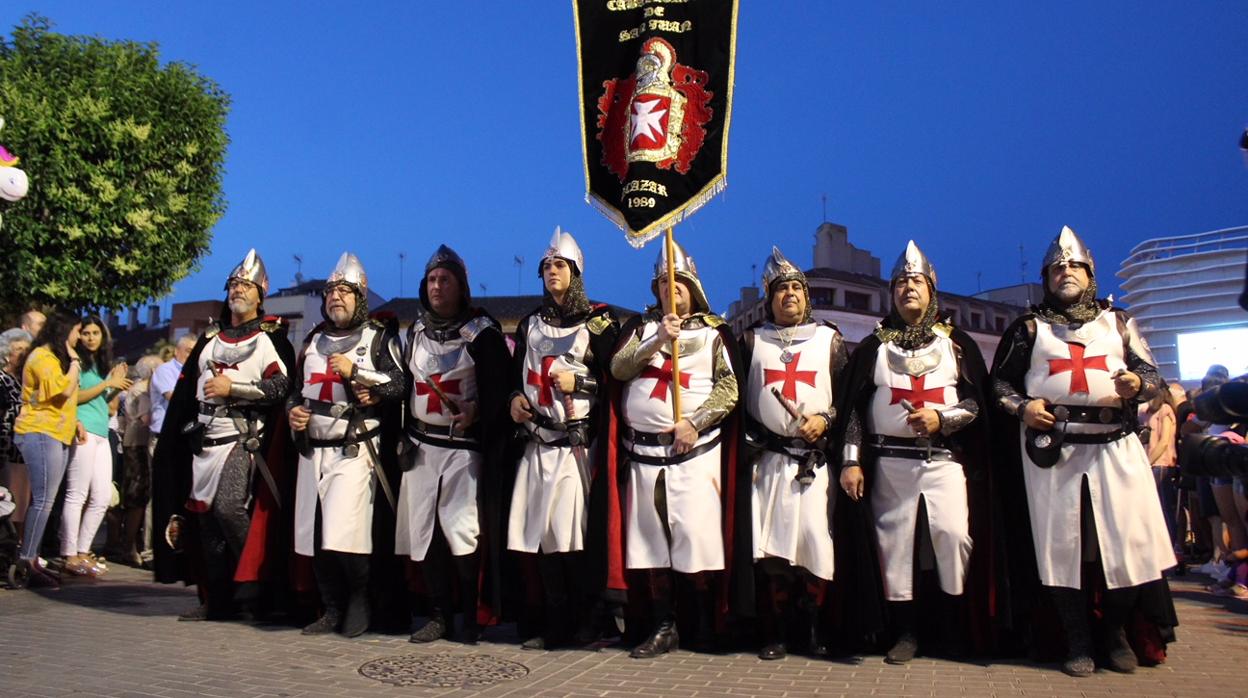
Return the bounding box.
[991,226,1176,677]
[836,241,993,664]
[507,227,619,649]
[397,245,510,644]
[288,253,405,638]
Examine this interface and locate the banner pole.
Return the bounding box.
[665,226,682,422]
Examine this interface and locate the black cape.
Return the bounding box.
[151,315,297,591]
[830,324,1010,653]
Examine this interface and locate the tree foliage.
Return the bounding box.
[0,14,229,315]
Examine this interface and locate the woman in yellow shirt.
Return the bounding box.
[13,312,84,587]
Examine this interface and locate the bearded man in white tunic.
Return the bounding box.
[397,245,511,645]
[992,226,1177,677]
[838,241,991,665]
[152,249,295,621]
[507,228,619,649]
[288,253,404,638]
[609,242,742,659]
[739,247,845,661]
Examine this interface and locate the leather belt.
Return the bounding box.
[760,429,820,455]
[865,434,954,462]
[625,432,722,466]
[308,425,381,448]
[404,419,479,452]
[197,402,249,419]
[201,433,242,448]
[1062,429,1127,444]
[624,426,708,447]
[526,416,588,448]
[1049,404,1123,425]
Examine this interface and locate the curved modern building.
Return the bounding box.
[1117,225,1248,382]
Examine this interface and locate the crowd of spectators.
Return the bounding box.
[0,308,196,587]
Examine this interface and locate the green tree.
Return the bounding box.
[0,14,229,315]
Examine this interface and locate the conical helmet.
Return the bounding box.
[761,246,805,293]
[889,240,937,288]
[224,248,270,297]
[1041,225,1096,277]
[326,252,368,296]
[650,241,710,314]
[539,226,585,276]
[425,244,467,276]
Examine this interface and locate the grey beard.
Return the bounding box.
[228,298,258,316]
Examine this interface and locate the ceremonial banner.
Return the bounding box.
[575,0,738,248]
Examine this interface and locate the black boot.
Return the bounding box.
[340,553,371,638]
[631,572,678,658]
[631,618,679,658]
[885,601,918,665]
[795,584,828,658]
[409,606,449,643]
[1050,587,1094,677]
[537,553,572,648]
[453,553,482,644]
[1100,587,1139,674]
[937,592,968,660]
[756,567,787,660]
[411,553,452,643]
[304,550,345,634]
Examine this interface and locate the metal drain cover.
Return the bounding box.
[359,652,529,688]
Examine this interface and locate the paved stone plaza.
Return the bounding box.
[1,565,1244,697]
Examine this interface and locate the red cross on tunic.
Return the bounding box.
[414,373,461,415]
[307,364,344,402]
[211,361,239,373]
[640,359,691,402]
[1048,342,1109,395]
[526,355,557,407]
[763,352,817,402]
[889,374,947,409]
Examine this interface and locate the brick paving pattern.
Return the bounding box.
[1,566,1244,697]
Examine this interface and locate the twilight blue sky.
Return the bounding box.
[3,2,1246,315]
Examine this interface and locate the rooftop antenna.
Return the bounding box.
[977,271,982,293]
[1019,244,1027,284]
[821,193,827,222]
[398,252,407,297]
[479,282,488,297]
[751,263,757,288]
[514,255,524,295]
[293,254,303,285]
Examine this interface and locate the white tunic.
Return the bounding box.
[747,323,837,581]
[395,321,483,561]
[508,315,595,554]
[189,327,285,510]
[867,335,971,601]
[293,324,383,556]
[623,321,727,573]
[1021,310,1176,589]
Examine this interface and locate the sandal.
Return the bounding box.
[64,556,104,578]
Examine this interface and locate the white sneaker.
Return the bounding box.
[1197,560,1218,575]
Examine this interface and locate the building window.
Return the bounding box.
[844,291,872,311]
[809,288,833,307]
[995,316,1006,332]
[971,312,983,330]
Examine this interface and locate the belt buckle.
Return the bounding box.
[329,404,349,418]
[657,432,675,446]
[243,436,262,452]
[343,443,360,458]
[1098,407,1116,424]
[1051,405,1070,422]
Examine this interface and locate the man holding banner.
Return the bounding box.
[609,242,743,658]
